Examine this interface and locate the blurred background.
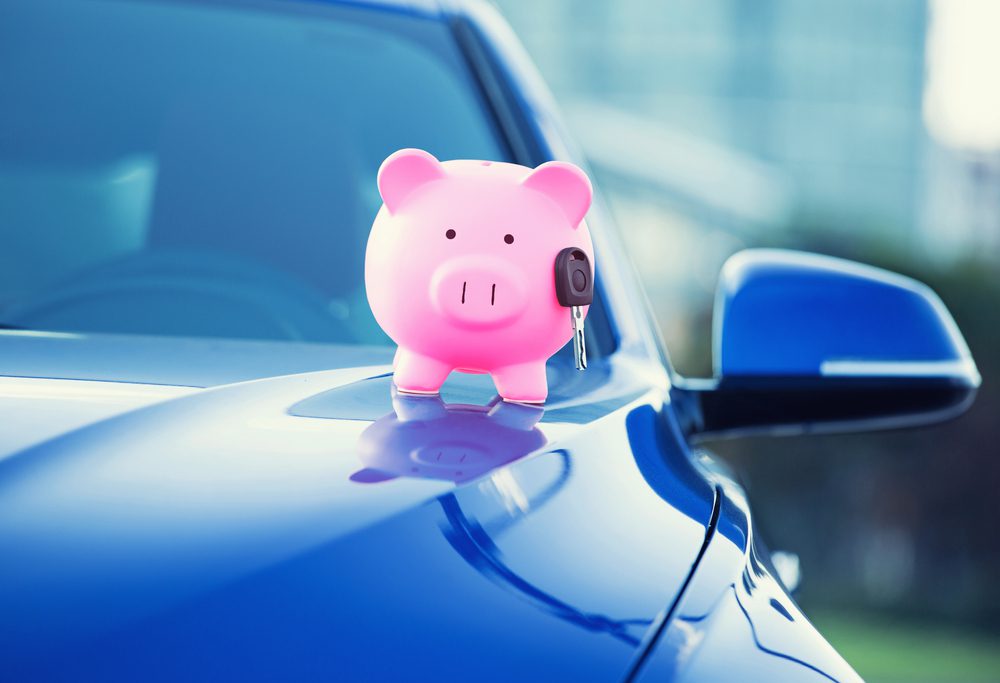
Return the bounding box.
[492,0,1000,680]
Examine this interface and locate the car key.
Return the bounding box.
[554,248,594,370]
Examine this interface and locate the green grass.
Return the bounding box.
[810,611,1000,683]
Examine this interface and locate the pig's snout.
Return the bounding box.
[430,256,528,329]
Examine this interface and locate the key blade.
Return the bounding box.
[572,307,587,370]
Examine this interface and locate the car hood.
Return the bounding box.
[0,331,715,682]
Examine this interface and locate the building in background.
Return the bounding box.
[494,0,998,370]
[496,0,931,239]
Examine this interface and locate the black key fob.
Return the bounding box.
[554,247,593,307]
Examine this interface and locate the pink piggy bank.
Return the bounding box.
[365,148,594,403]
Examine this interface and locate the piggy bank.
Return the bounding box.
[351,390,546,485]
[365,148,594,403]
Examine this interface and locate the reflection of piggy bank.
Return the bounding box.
[365,148,594,403]
[351,391,546,485]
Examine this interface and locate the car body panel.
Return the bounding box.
[0,342,713,680]
[0,374,198,458]
[0,329,396,387]
[632,483,862,682]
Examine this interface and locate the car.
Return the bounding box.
[0,0,980,681]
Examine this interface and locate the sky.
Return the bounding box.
[924,0,1000,151]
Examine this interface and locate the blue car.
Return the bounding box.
[0,0,980,681]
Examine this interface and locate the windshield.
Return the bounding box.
[0,0,507,345]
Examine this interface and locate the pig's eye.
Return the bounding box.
[504,234,514,244]
[445,229,456,240]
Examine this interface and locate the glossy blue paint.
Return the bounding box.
[0,0,976,681]
[716,250,977,381]
[680,249,981,438]
[0,351,712,681]
[632,476,862,683]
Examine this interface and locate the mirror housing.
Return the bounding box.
[675,250,980,439]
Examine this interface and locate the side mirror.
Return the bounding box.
[675,249,980,438]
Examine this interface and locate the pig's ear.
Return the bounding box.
[377,148,446,214]
[521,161,592,228]
[349,468,398,484]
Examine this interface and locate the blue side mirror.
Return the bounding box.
[676,250,980,438]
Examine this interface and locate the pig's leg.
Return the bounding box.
[492,362,548,404]
[393,348,452,395]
